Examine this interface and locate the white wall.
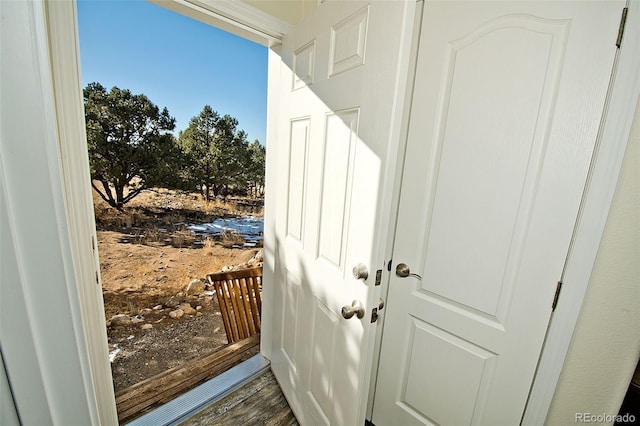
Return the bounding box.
[547,100,640,424]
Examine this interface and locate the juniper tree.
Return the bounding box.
[84,82,182,209]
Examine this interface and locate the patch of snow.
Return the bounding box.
[109,347,120,363]
[187,216,264,241]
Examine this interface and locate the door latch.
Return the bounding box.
[370,298,385,323]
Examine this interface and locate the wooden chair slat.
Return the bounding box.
[207,267,262,344]
[247,277,261,332]
[238,278,255,335]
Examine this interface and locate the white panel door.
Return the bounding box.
[268,2,413,425]
[373,2,624,425]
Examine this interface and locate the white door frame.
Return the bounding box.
[21,1,638,424]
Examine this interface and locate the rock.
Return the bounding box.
[109,314,131,327]
[179,303,196,315]
[201,296,213,306]
[196,305,202,311]
[140,308,153,315]
[152,304,163,311]
[185,279,205,295]
[248,249,264,265]
[141,324,153,330]
[169,309,184,319]
[164,295,182,308]
[196,312,203,317]
[131,315,145,325]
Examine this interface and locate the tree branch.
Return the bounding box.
[121,187,145,204]
[91,179,115,207]
[100,180,116,203]
[91,181,111,204]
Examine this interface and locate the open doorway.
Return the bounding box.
[77,0,267,420]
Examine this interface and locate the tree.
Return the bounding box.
[84,82,180,209]
[178,105,250,200]
[245,139,265,197]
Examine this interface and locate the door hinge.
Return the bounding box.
[552,280,563,311]
[616,7,628,48]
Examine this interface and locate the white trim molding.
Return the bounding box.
[148,0,293,46]
[45,0,119,424]
[0,0,114,423]
[522,3,640,423]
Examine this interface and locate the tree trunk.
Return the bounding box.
[115,182,125,210]
[205,163,211,202]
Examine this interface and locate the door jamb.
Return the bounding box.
[42,1,640,424]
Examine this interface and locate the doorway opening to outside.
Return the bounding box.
[77,1,268,421]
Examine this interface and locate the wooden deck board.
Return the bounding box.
[178,369,298,426]
[116,334,260,424]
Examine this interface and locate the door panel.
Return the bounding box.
[422,14,567,318]
[373,2,623,425]
[268,2,414,425]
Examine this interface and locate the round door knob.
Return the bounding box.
[341,300,365,320]
[352,263,369,280]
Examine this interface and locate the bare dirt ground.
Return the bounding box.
[94,188,262,392]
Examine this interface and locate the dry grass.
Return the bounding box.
[219,230,245,248]
[170,230,193,248]
[92,184,263,231]
[93,183,263,317]
[98,230,257,318]
[203,238,216,256]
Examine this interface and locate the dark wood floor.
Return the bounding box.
[178,369,298,426]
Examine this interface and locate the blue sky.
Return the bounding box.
[77,0,268,144]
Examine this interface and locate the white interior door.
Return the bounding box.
[267,2,414,425]
[372,1,624,425]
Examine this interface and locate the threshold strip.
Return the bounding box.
[126,354,270,426]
